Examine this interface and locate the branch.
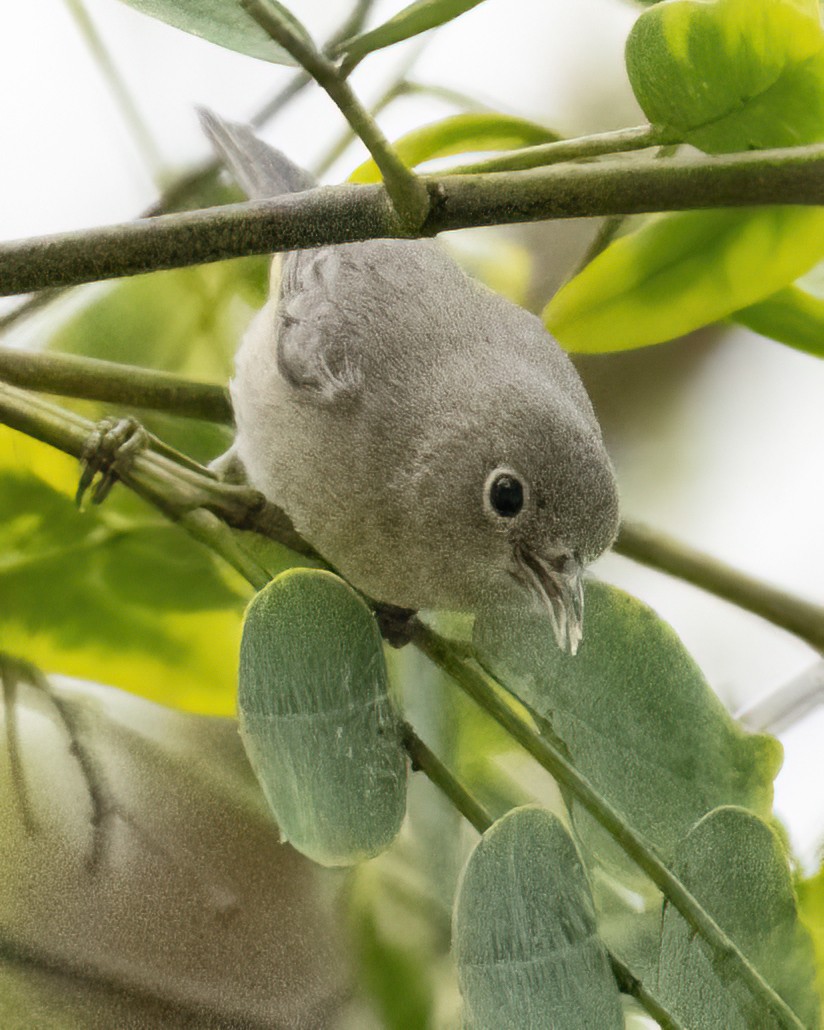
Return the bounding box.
[5,141,824,295]
[0,348,233,424]
[240,0,428,230]
[615,522,824,655]
[408,621,805,1030]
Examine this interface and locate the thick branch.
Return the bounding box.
[616,522,824,655]
[0,348,232,424]
[5,142,824,295]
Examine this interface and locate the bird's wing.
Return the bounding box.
[201,107,368,404]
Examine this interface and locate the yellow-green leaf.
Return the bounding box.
[545,207,824,352]
[734,258,824,357]
[349,113,557,184]
[626,0,824,153]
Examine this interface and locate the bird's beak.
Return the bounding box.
[514,547,585,655]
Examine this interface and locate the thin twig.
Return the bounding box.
[240,0,429,230]
[6,140,824,295]
[445,124,666,174]
[615,522,824,655]
[0,348,233,423]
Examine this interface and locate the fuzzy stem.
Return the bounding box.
[5,141,824,295]
[408,619,806,1030]
[0,348,233,424]
[240,0,428,230]
[445,124,667,174]
[615,522,824,655]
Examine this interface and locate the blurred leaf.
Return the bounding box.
[111,0,302,64]
[238,569,408,866]
[0,430,246,715]
[473,580,781,860]
[453,806,623,1029]
[796,862,824,1012]
[349,113,557,183]
[626,0,824,153]
[47,261,265,383]
[336,0,490,69]
[733,257,824,356]
[0,673,348,1027]
[544,207,824,352]
[657,807,820,1028]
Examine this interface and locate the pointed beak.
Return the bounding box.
[514,547,585,655]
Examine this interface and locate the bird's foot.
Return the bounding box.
[375,603,418,648]
[76,416,149,507]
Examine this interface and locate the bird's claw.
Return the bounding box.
[76,417,149,507]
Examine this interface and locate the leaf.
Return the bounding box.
[472,580,781,860]
[626,0,824,153]
[544,206,824,352]
[0,673,348,1026]
[112,0,302,64]
[733,258,824,357]
[657,807,820,1028]
[0,430,250,715]
[238,569,408,866]
[349,113,557,183]
[335,0,490,69]
[796,862,824,1011]
[452,806,623,1029]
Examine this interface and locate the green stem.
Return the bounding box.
[7,139,824,295]
[64,0,164,179]
[240,0,428,231]
[409,619,805,1030]
[405,723,685,1029]
[445,124,667,174]
[0,348,233,424]
[615,522,824,655]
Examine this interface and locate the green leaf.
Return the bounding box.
[453,806,623,1029]
[0,431,249,715]
[626,0,824,153]
[335,0,489,69]
[734,258,824,357]
[796,862,824,1011]
[112,0,302,64]
[349,113,557,183]
[473,580,781,860]
[544,206,824,352]
[657,807,820,1028]
[238,569,408,866]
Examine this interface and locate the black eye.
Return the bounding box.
[488,473,524,517]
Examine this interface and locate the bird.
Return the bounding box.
[200,110,619,654]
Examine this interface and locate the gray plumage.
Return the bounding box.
[201,110,619,653]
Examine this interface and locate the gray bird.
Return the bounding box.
[201,111,619,654]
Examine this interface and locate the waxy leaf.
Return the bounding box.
[238,569,407,866]
[453,806,623,1029]
[657,807,820,1028]
[473,580,781,860]
[349,113,557,183]
[626,0,824,153]
[112,0,300,64]
[545,207,824,352]
[734,259,824,358]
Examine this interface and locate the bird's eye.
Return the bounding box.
[487,472,524,517]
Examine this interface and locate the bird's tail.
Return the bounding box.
[197,107,316,200]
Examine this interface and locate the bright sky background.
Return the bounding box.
[2,0,824,869]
